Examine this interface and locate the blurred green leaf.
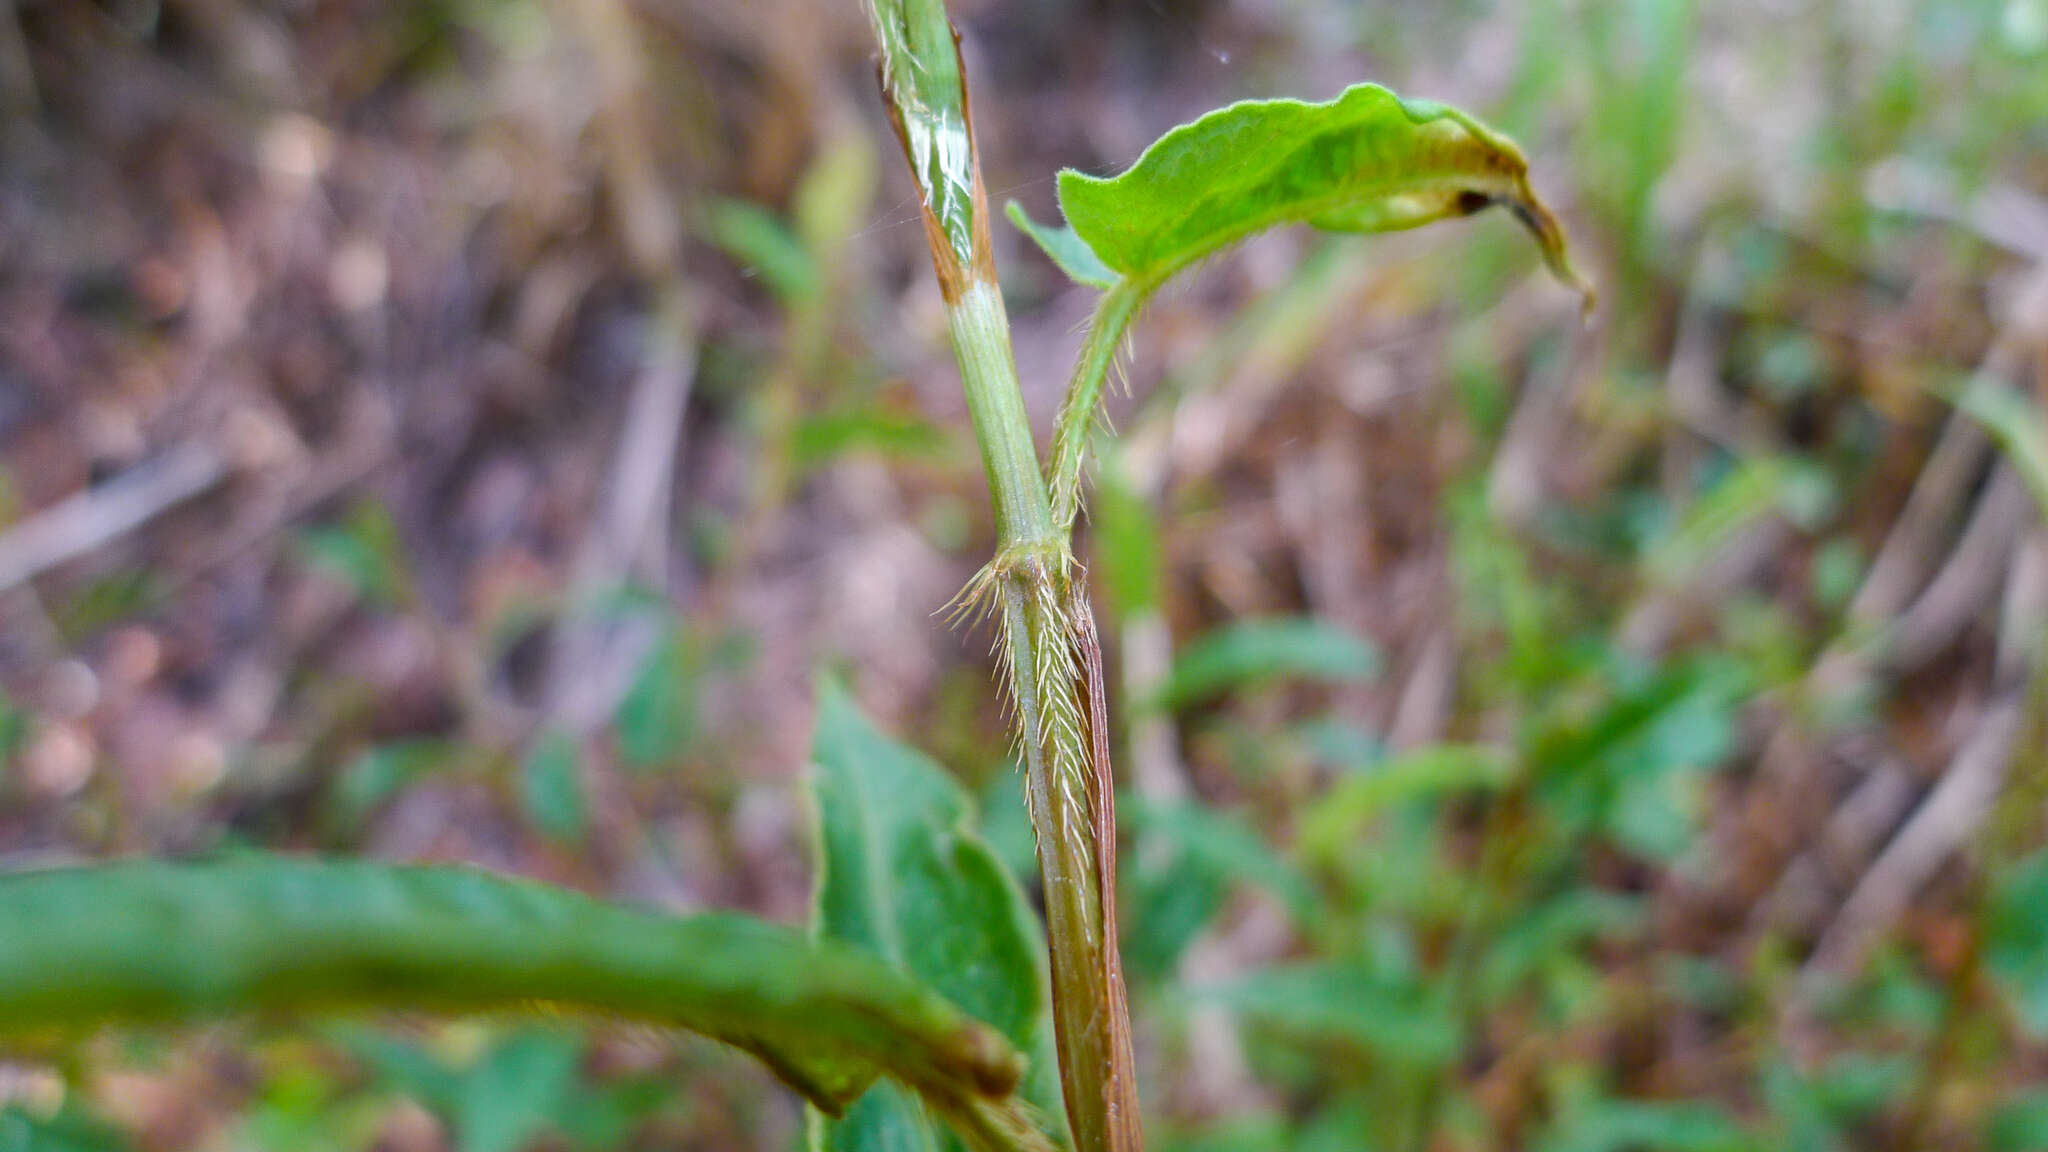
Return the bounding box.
[1294,718,1387,771]
[1124,845,1227,983]
[1300,745,1511,861]
[51,570,165,642]
[809,681,1060,1151]
[1988,849,2048,1036]
[554,1074,674,1148]
[1122,793,1315,981]
[1579,0,1694,268]
[617,627,698,769]
[328,740,458,837]
[1157,618,1380,710]
[0,1103,132,1152]
[791,409,952,471]
[230,1058,383,1152]
[1201,959,1459,1068]
[1449,482,1560,691]
[1538,1093,1750,1152]
[1533,661,1745,861]
[1090,446,1165,621]
[1122,794,1316,921]
[1987,1092,2048,1152]
[353,1025,668,1152]
[347,1028,463,1114]
[0,691,27,774]
[976,770,1040,893]
[1758,1051,1914,1152]
[794,136,878,266]
[1478,889,1644,1003]
[1641,457,1829,589]
[1809,538,1864,612]
[1950,376,2048,518]
[1752,329,1828,399]
[296,501,410,608]
[457,1029,584,1152]
[704,199,817,303]
[520,728,587,846]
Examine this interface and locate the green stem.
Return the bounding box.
[865,2,1142,1144]
[1049,279,1149,531]
[947,281,1060,551]
[950,278,1141,1152]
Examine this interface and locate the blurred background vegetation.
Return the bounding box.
[3,0,2048,1149]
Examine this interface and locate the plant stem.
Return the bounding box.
[1049,279,1149,532]
[948,282,1060,551]
[865,2,1143,1147]
[949,276,1142,1152]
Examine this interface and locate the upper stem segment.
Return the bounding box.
[947,281,1058,550]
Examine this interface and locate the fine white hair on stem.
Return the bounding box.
[946,546,1101,880]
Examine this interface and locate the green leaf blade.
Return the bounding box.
[1051,83,1589,305]
[1156,617,1380,710]
[1004,201,1117,290]
[0,857,1026,1124]
[1198,959,1461,1069]
[1988,849,2048,1037]
[808,682,1060,1152]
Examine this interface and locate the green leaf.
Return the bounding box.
[1987,1092,2048,1152]
[1535,1097,1752,1152]
[0,690,28,773]
[808,682,1059,1152]
[356,1026,640,1152]
[0,1102,131,1152]
[616,627,698,768]
[51,570,166,642]
[1477,890,1644,1002]
[1641,456,1831,589]
[0,857,1032,1129]
[1025,82,1589,302]
[457,1029,585,1152]
[520,729,587,846]
[1949,375,2048,518]
[705,198,818,303]
[1121,794,1318,980]
[1026,83,1591,531]
[1988,850,2048,1037]
[1530,660,1745,861]
[792,408,953,471]
[1123,845,1225,982]
[1004,202,1116,289]
[1299,744,1512,862]
[296,500,411,608]
[795,137,879,264]
[1121,793,1316,922]
[1200,959,1460,1068]
[1157,617,1380,709]
[328,740,458,837]
[1089,445,1165,621]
